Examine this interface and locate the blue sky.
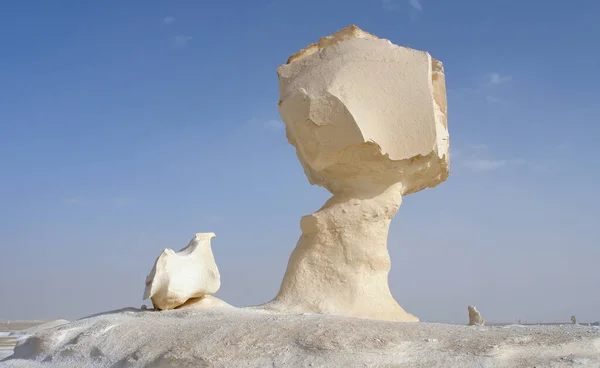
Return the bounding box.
[1,0,599,324]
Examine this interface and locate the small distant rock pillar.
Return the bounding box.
[468,306,485,326]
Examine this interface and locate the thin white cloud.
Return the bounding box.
[201,215,225,224]
[381,0,394,10]
[508,158,527,165]
[264,119,285,131]
[530,162,553,173]
[450,73,512,103]
[409,0,423,11]
[163,16,175,25]
[174,35,192,47]
[507,158,557,173]
[63,197,132,206]
[110,197,131,206]
[489,72,512,85]
[468,143,488,150]
[463,159,507,171]
[380,0,422,16]
[486,95,509,104]
[455,144,555,173]
[455,144,508,172]
[247,118,285,131]
[63,198,94,205]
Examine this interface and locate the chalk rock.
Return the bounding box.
[262,25,449,322]
[468,306,485,326]
[178,295,233,309]
[277,25,448,195]
[144,233,220,310]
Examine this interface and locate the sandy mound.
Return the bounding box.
[1,321,70,362]
[7,321,70,338]
[2,307,599,367]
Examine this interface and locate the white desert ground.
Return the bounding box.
[1,307,600,367]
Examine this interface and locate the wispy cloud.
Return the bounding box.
[200,215,225,225]
[467,143,488,151]
[263,119,285,130]
[489,72,512,85]
[63,198,94,205]
[450,72,512,103]
[509,158,555,173]
[453,144,509,172]
[381,0,394,10]
[485,95,509,104]
[63,197,132,206]
[163,16,175,25]
[110,197,131,206]
[409,0,423,11]
[453,143,556,173]
[247,118,285,131]
[463,159,507,171]
[381,0,422,12]
[174,35,192,47]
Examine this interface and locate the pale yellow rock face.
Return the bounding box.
[144,233,220,310]
[263,25,450,322]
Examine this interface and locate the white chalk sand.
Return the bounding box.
[0,321,69,361]
[2,307,599,367]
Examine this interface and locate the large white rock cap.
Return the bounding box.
[277,25,449,195]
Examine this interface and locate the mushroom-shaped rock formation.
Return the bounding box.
[262,25,449,322]
[144,233,221,310]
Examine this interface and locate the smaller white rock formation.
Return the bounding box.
[468,306,485,326]
[144,233,220,310]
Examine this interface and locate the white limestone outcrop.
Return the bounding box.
[262,25,449,322]
[468,306,485,326]
[144,233,220,310]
